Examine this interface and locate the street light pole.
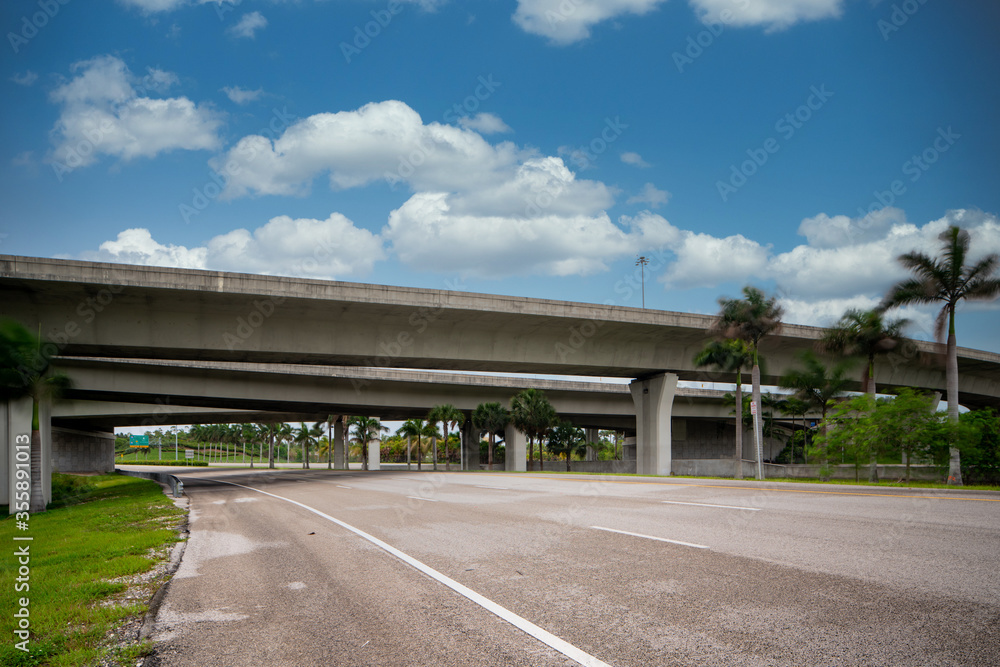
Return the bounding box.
[635,255,649,308]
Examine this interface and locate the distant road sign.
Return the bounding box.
[750,401,757,415]
[185,449,194,459]
[130,434,149,448]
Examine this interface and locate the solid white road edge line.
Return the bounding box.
[591,526,709,550]
[407,495,439,502]
[205,478,614,667]
[661,500,761,511]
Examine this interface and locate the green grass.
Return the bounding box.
[0,474,186,667]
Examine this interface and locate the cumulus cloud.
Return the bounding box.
[621,151,650,167]
[661,229,771,288]
[48,55,223,170]
[384,196,679,278]
[228,11,267,39]
[222,86,263,105]
[81,214,384,279]
[689,0,844,31]
[211,100,527,198]
[457,112,512,134]
[627,183,670,208]
[118,0,237,14]
[513,0,667,44]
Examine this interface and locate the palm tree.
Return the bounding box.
[350,416,388,471]
[427,404,465,471]
[546,421,588,471]
[397,419,429,470]
[0,319,73,513]
[781,350,853,476]
[880,224,1000,485]
[822,308,909,395]
[777,396,810,464]
[510,388,558,471]
[694,338,754,479]
[472,402,510,470]
[294,422,323,469]
[822,307,909,480]
[710,286,783,478]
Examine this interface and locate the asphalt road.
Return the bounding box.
[145,468,1000,666]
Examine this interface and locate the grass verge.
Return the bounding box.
[1,473,186,667]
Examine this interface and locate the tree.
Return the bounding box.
[781,350,853,477]
[546,421,588,471]
[397,419,436,470]
[0,319,73,513]
[694,338,754,478]
[881,224,1000,485]
[472,402,510,470]
[349,416,388,471]
[777,396,810,464]
[510,388,558,471]
[260,422,283,469]
[710,286,783,479]
[294,422,323,469]
[822,308,909,395]
[822,307,910,481]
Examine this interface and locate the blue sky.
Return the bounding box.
[2,0,999,354]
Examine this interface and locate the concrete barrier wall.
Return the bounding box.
[53,427,115,473]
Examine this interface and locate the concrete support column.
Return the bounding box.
[368,436,381,471]
[4,397,51,512]
[334,417,346,470]
[463,419,480,471]
[585,428,599,461]
[629,373,678,477]
[503,423,526,472]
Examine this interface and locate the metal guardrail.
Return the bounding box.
[116,468,184,498]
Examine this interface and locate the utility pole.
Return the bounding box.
[635,255,650,308]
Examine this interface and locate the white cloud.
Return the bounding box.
[796,207,904,248]
[11,151,35,167]
[689,0,844,32]
[228,11,268,39]
[81,215,384,279]
[661,231,771,288]
[118,0,237,13]
[513,0,667,44]
[211,100,526,199]
[222,86,264,105]
[457,112,512,134]
[384,195,679,278]
[627,183,670,208]
[620,151,650,167]
[48,55,223,169]
[10,71,38,86]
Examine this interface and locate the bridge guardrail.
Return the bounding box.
[116,468,185,498]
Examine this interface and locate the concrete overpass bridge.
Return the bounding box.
[47,357,757,475]
[3,255,1000,506]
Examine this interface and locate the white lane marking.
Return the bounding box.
[205,478,614,667]
[337,485,352,489]
[407,496,438,502]
[476,485,510,490]
[661,500,760,511]
[591,526,709,550]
